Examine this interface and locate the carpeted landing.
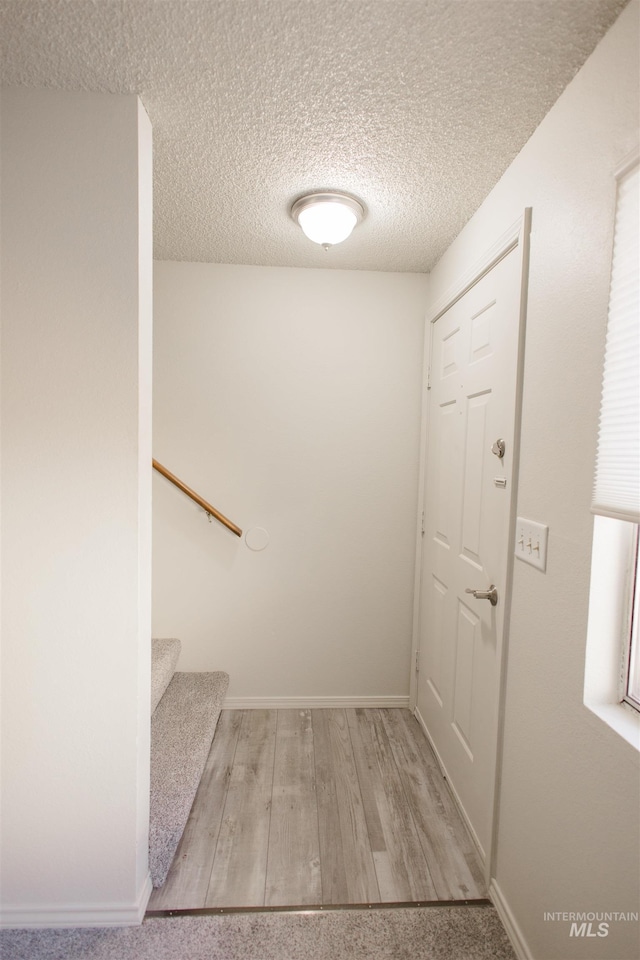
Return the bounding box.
[1,904,516,960]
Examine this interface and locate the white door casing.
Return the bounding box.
[413,212,530,871]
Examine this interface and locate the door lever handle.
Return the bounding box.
[465,585,498,606]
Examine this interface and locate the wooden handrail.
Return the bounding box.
[152,459,242,538]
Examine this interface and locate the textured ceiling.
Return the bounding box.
[0,0,629,272]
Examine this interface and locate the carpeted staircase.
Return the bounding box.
[149,638,228,887]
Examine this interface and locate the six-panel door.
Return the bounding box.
[416,243,523,864]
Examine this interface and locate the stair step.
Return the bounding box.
[149,670,229,888]
[151,638,182,716]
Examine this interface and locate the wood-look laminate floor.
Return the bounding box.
[147,708,487,911]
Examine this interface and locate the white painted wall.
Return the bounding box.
[152,263,428,702]
[0,89,153,925]
[426,4,639,958]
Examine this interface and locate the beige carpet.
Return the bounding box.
[1,904,516,959]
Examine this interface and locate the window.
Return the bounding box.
[623,533,640,710]
[584,152,639,747]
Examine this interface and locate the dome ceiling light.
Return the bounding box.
[291,192,365,250]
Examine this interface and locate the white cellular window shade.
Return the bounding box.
[592,159,640,523]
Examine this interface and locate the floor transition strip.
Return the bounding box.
[146,898,493,918]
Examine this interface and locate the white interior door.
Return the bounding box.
[415,217,529,866]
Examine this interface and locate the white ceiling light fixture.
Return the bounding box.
[291,192,365,250]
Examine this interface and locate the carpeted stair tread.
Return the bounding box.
[150,638,182,716]
[149,670,229,888]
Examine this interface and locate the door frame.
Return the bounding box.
[409,209,532,879]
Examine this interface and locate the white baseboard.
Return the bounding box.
[0,874,152,929]
[489,879,533,960]
[224,695,411,710]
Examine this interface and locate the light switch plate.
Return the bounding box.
[515,517,549,572]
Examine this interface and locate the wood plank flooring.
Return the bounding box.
[147,708,486,910]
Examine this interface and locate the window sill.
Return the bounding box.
[584,697,640,752]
